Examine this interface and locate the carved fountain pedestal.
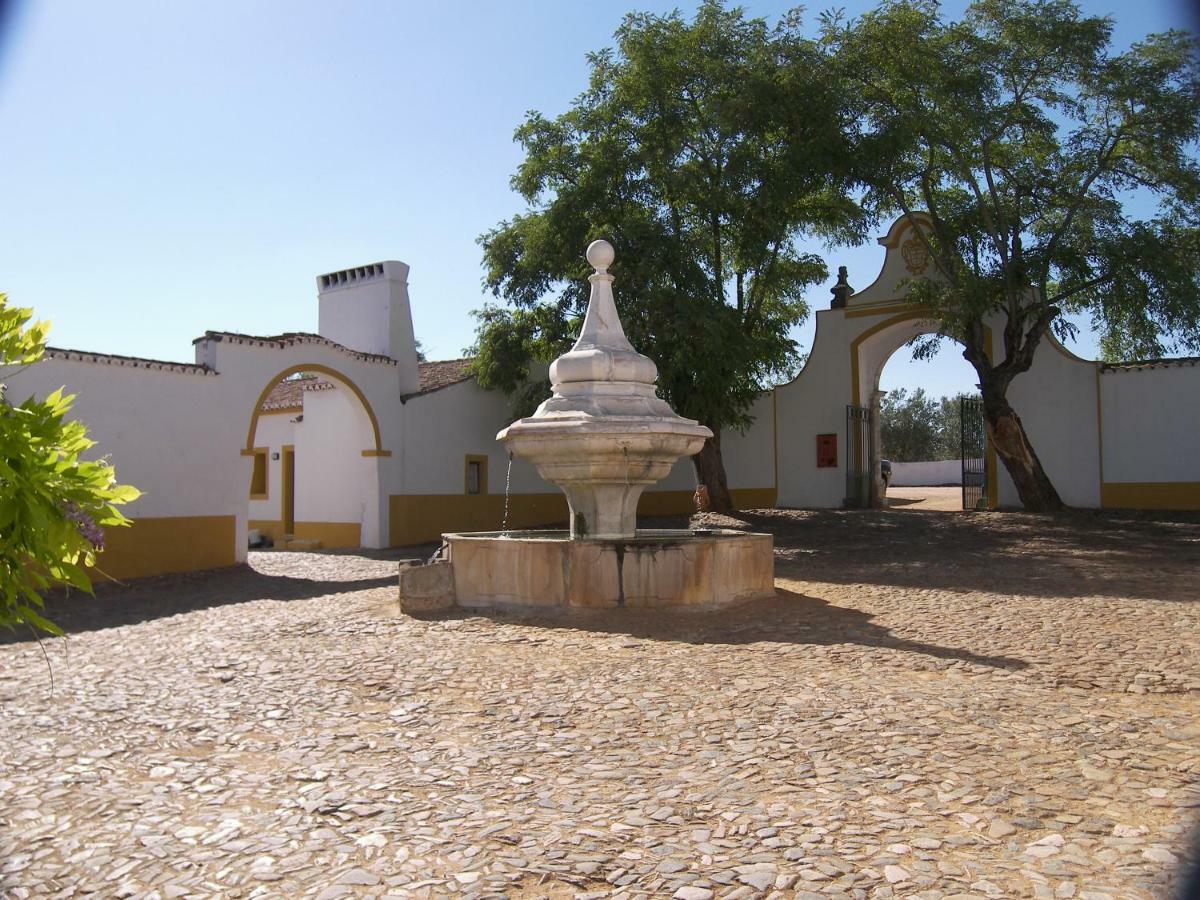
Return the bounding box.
[404,240,774,612]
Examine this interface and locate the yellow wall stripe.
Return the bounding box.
[1100,482,1200,510]
[95,515,236,581]
[388,487,779,547]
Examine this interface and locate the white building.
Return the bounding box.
[8,214,1197,581]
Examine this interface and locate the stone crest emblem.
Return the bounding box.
[901,236,930,275]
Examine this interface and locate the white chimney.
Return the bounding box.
[316,260,419,393]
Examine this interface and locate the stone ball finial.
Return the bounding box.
[586,239,615,272]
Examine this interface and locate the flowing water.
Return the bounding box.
[500,452,514,535]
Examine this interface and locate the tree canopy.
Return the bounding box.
[879,388,980,461]
[471,0,865,510]
[823,0,1200,508]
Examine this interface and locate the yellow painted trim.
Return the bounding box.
[1100,482,1200,510]
[772,389,779,492]
[239,448,257,457]
[293,521,361,548]
[245,364,388,456]
[389,492,567,546]
[464,454,489,495]
[1095,367,1105,488]
[281,444,295,535]
[843,213,937,302]
[986,439,998,509]
[259,405,302,417]
[387,488,780,546]
[844,301,931,319]
[249,446,269,500]
[361,449,392,457]
[849,310,997,509]
[878,211,934,249]
[93,515,236,580]
[849,310,960,408]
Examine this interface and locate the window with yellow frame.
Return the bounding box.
[249,448,269,499]
[464,455,488,495]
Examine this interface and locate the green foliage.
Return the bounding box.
[0,294,140,636]
[471,1,865,437]
[880,388,980,461]
[824,0,1200,370]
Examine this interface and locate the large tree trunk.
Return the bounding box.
[692,430,736,514]
[980,384,1065,512]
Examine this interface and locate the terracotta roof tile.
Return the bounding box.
[195,331,397,366]
[260,374,332,412]
[43,346,215,375]
[414,358,475,396]
[1100,355,1200,372]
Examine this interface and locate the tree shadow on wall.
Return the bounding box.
[440,588,1029,672]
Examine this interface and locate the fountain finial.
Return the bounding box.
[586,238,615,272]
[496,238,712,539]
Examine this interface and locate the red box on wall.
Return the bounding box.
[816,433,837,468]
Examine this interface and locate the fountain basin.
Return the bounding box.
[442,529,774,610]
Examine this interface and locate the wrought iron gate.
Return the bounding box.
[960,396,988,510]
[845,404,873,508]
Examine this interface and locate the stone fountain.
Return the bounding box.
[399,240,774,613]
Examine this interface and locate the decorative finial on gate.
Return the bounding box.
[830,265,852,309]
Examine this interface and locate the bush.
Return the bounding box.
[0,294,140,636]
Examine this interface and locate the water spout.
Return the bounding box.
[501,452,514,535]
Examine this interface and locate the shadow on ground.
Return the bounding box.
[667,507,1200,603]
[9,506,1197,646]
[434,587,1029,671]
[0,546,435,645]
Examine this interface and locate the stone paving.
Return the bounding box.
[1,507,1198,899]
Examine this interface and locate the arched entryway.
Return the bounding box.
[243,363,388,549]
[848,309,998,509]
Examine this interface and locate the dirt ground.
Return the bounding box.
[1,506,1198,899]
[882,486,964,512]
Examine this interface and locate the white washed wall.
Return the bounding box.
[1101,365,1199,483]
[890,460,964,486]
[248,413,294,523]
[775,310,862,508]
[293,387,375,527]
[8,358,242,523]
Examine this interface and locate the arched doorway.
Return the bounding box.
[243,364,387,549]
[848,310,997,510]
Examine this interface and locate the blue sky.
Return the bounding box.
[1,0,1194,400]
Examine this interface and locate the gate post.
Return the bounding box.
[871,389,886,508]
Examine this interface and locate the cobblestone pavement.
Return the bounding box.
[2,508,1198,899]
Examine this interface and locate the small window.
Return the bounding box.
[464,455,487,495]
[249,448,269,499]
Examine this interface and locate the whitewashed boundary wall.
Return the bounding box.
[1098,360,1200,508]
[890,460,964,486]
[775,212,1200,511]
[7,351,243,578]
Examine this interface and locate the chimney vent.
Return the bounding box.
[318,262,386,291]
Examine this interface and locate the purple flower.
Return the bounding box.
[61,501,104,550]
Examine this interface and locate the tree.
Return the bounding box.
[0,295,140,637]
[472,1,864,512]
[879,387,941,461]
[824,0,1200,510]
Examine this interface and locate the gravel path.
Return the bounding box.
[1,508,1198,899]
